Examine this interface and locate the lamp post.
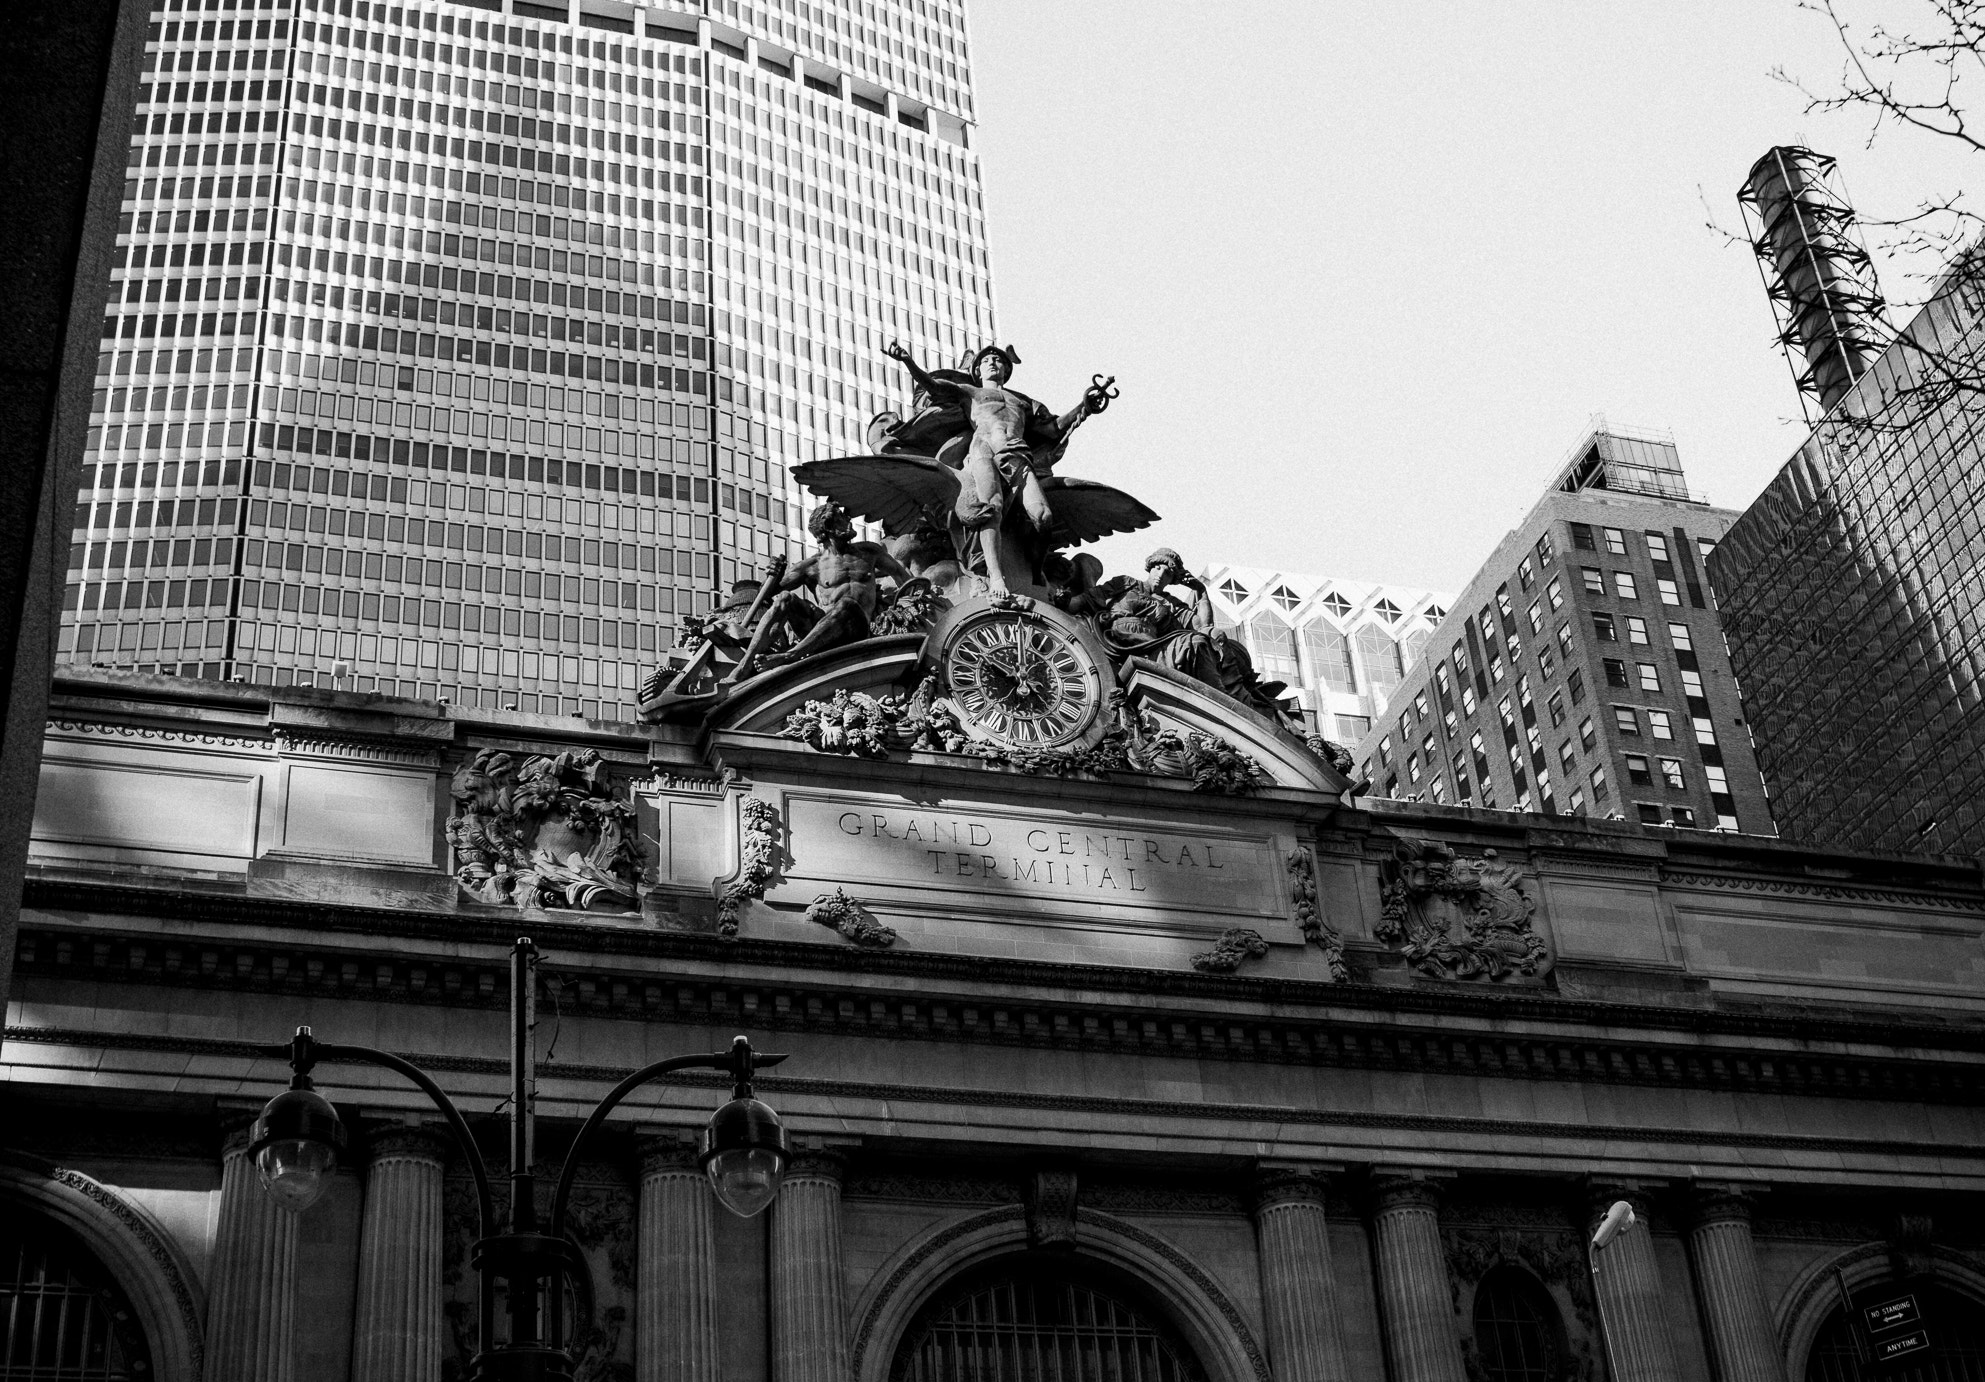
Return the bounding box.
[1588,1198,1635,1381]
[245,936,789,1382]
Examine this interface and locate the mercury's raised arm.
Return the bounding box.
[882,339,961,402]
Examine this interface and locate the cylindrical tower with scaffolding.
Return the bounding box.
[1738,146,1888,415]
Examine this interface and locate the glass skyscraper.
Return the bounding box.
[1709,269,1985,855]
[67,0,994,719]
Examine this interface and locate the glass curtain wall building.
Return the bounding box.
[1709,267,1985,855]
[1199,565,1449,746]
[1353,426,1773,833]
[66,0,994,719]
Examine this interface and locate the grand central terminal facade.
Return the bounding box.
[6,577,1984,1382]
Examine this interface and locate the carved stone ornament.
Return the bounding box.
[446,747,641,911]
[1287,846,1347,981]
[805,887,898,947]
[782,688,903,758]
[1376,838,1552,981]
[1026,1169,1079,1249]
[1189,927,1269,973]
[718,797,780,940]
[782,670,1268,794]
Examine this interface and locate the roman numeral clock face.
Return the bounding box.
[942,610,1105,750]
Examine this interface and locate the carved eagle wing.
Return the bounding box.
[1038,477,1161,546]
[790,454,961,535]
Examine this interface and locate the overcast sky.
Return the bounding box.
[962,0,1979,594]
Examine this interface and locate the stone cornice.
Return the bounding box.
[22,876,1985,1061]
[13,917,1985,1112]
[11,1026,1975,1167]
[1661,870,1985,914]
[47,717,269,752]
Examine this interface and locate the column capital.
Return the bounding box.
[365,1123,451,1164]
[1371,1170,1451,1215]
[638,1132,703,1177]
[785,1149,849,1182]
[1582,1178,1662,1227]
[1254,1168,1331,1213]
[1688,1183,1763,1228]
[221,1116,259,1157]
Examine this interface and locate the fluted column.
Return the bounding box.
[637,1137,720,1382]
[205,1125,299,1382]
[770,1151,849,1382]
[349,1126,448,1382]
[1686,1189,1785,1382]
[1253,1169,1350,1382]
[1587,1188,1680,1382]
[1369,1175,1467,1382]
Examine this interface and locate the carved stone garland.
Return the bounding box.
[718,797,780,940]
[1189,928,1270,973]
[445,747,642,911]
[1376,839,1552,981]
[805,888,898,948]
[782,676,1268,794]
[1287,846,1347,981]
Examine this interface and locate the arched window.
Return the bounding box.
[1356,626,1405,700]
[892,1254,1207,1382]
[1246,615,1300,683]
[1471,1267,1562,1382]
[1806,1285,1985,1380]
[0,1214,153,1380]
[1302,625,1358,694]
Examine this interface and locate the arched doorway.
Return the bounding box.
[890,1251,1208,1382]
[0,1211,154,1380]
[1805,1286,1985,1381]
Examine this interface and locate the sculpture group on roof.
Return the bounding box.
[635,340,1348,782]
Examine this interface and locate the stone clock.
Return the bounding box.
[927,597,1114,752]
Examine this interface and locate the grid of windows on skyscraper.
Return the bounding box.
[65,0,995,720]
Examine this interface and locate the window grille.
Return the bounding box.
[894,1263,1206,1382]
[0,1221,152,1381]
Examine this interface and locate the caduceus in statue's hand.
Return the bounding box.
[880,339,1114,595]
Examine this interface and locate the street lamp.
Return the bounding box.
[1588,1198,1636,1380]
[247,936,789,1382]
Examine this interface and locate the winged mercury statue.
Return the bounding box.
[792,342,1156,598]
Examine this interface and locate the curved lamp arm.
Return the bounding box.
[256,1031,498,1240]
[548,1037,786,1240]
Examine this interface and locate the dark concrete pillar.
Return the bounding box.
[637,1137,720,1382]
[1686,1187,1785,1382]
[769,1151,849,1382]
[0,0,149,1043]
[1588,1187,1680,1382]
[206,1126,298,1382]
[1370,1175,1466,1382]
[349,1127,448,1382]
[1253,1167,1351,1382]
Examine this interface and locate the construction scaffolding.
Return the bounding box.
[1738,146,1889,419]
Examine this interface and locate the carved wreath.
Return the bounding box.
[1376,839,1552,981]
[446,748,642,911]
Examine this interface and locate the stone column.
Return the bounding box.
[205,1124,299,1382]
[770,1151,849,1382]
[1369,1175,1467,1382]
[1253,1169,1350,1382]
[1686,1189,1785,1382]
[1587,1188,1681,1382]
[349,1126,448,1382]
[637,1137,720,1382]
